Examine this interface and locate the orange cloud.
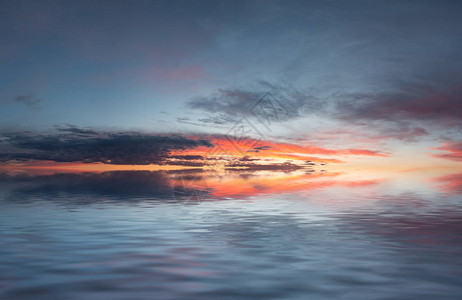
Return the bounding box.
[174,136,387,164]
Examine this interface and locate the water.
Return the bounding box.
[1,169,462,299]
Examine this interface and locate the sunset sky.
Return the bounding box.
[1,0,462,171]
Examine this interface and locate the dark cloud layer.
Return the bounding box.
[0,128,213,165]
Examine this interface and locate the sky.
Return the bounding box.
[1,0,462,170]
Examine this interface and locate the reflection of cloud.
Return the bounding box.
[340,209,462,247]
[433,172,462,193]
[1,171,176,202]
[0,169,385,203]
[169,170,383,199]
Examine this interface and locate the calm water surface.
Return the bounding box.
[1,170,462,299]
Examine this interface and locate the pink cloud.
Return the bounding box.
[431,142,462,162]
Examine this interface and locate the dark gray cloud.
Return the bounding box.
[169,155,204,160]
[14,94,43,106]
[226,161,303,172]
[253,145,271,151]
[54,124,99,136]
[0,128,213,165]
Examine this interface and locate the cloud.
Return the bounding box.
[336,74,462,128]
[188,89,262,117]
[313,125,429,144]
[431,142,462,162]
[0,128,213,165]
[185,83,326,126]
[14,94,44,106]
[54,124,99,136]
[373,126,429,142]
[176,135,388,162]
[186,77,459,145]
[226,161,303,171]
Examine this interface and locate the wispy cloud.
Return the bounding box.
[14,94,44,107]
[185,83,326,126]
[431,142,462,162]
[336,86,462,127]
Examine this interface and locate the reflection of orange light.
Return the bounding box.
[0,161,197,175]
[168,171,383,198]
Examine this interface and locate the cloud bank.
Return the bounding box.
[0,128,213,165]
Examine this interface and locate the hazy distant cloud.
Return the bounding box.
[54,124,99,136]
[14,94,43,106]
[185,83,326,127]
[0,128,213,165]
[370,124,429,142]
[336,71,462,129]
[188,89,261,117]
[338,91,462,127]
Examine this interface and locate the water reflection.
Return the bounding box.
[433,172,462,194]
[1,168,462,299]
[0,169,390,203]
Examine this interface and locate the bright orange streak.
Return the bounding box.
[174,136,387,162]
